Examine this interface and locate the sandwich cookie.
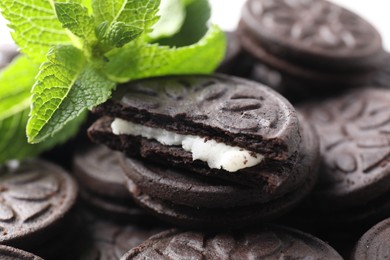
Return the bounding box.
[0,245,43,260]
[121,226,342,259]
[351,217,390,260]
[88,74,316,193]
[73,145,151,222]
[0,159,78,251]
[298,88,390,225]
[88,75,320,228]
[238,0,384,99]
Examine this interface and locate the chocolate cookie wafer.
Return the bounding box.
[238,0,385,100]
[121,226,342,259]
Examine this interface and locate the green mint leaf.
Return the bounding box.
[0,109,86,166]
[100,22,143,49]
[55,2,95,41]
[0,54,86,165]
[27,45,115,143]
[105,24,226,82]
[148,0,186,40]
[0,55,39,120]
[0,0,72,62]
[158,0,210,46]
[92,0,160,50]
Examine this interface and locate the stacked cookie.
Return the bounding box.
[88,74,320,229]
[237,0,386,101]
[1,0,389,259]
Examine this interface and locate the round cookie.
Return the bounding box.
[299,88,390,210]
[88,74,304,191]
[119,114,319,229]
[73,145,148,221]
[238,0,384,99]
[121,226,342,259]
[0,159,78,249]
[73,145,130,199]
[58,210,165,259]
[351,217,390,260]
[241,0,382,70]
[0,245,43,260]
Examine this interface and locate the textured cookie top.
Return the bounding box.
[241,0,383,70]
[73,145,130,199]
[0,160,78,244]
[93,74,300,160]
[352,217,390,260]
[299,88,390,208]
[121,226,342,259]
[0,245,43,260]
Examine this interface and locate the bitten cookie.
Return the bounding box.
[88,74,316,192]
[88,75,319,228]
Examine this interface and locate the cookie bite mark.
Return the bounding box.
[111,118,264,172]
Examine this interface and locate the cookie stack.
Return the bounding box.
[237,0,386,101]
[88,74,320,229]
[1,0,389,259]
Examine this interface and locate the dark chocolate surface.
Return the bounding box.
[73,145,131,199]
[119,114,319,229]
[352,217,390,260]
[0,245,43,260]
[241,0,383,71]
[90,74,300,161]
[299,88,390,209]
[0,160,78,247]
[61,210,165,260]
[121,227,342,259]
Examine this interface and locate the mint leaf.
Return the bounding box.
[93,0,160,50]
[105,24,226,82]
[0,55,39,120]
[27,45,115,143]
[0,0,71,62]
[158,0,210,46]
[0,54,86,165]
[99,22,143,49]
[55,2,95,41]
[0,109,86,165]
[148,0,186,40]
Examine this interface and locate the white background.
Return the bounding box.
[1,1,389,51]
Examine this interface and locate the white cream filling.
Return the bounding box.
[111,118,264,172]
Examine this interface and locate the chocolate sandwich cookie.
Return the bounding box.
[0,245,43,260]
[238,0,384,100]
[73,145,150,221]
[88,74,310,193]
[351,217,390,260]
[117,111,318,229]
[59,210,165,260]
[0,159,78,251]
[297,88,390,225]
[121,226,343,259]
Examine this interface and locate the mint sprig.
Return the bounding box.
[0,0,226,146]
[0,55,86,165]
